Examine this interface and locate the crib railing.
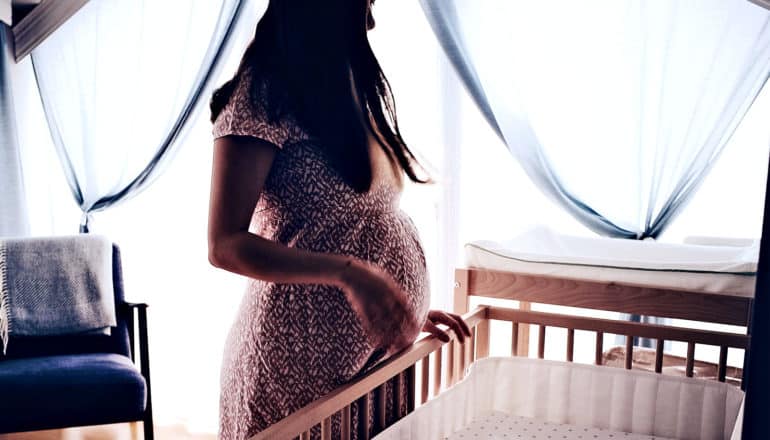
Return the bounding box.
[486,307,748,384]
[250,307,486,440]
[250,305,748,440]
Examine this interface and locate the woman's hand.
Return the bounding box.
[337,259,422,355]
[421,310,472,343]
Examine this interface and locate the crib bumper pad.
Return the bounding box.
[375,357,744,440]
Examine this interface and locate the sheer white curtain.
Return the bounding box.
[437,0,770,358]
[421,0,770,239]
[31,0,246,233]
[0,24,29,237]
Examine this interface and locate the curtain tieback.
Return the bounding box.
[79,211,93,234]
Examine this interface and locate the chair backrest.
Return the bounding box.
[0,244,131,360]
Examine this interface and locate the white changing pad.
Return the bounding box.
[375,357,744,440]
[448,412,673,440]
[465,227,758,297]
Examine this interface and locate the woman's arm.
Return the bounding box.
[208,135,353,286]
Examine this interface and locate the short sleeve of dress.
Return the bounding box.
[212,70,306,148]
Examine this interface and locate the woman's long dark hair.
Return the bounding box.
[210,0,429,192]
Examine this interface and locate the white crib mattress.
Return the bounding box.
[375,357,744,440]
[448,412,673,440]
[465,227,757,297]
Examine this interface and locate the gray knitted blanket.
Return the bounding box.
[0,235,117,353]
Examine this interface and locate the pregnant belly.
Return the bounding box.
[296,210,429,309]
[252,210,431,349]
[258,209,429,298]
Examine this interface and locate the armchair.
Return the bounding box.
[0,243,154,439]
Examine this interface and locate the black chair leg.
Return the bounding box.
[143,413,154,440]
[136,304,154,440]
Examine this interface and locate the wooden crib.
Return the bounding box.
[249,267,753,440]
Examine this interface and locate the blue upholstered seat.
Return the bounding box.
[0,353,147,432]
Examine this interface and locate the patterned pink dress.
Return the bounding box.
[212,70,430,440]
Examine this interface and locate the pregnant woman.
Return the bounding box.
[208,0,470,438]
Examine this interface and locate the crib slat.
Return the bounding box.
[375,383,387,432]
[655,339,665,374]
[470,325,477,362]
[566,328,575,362]
[517,302,532,356]
[406,364,416,414]
[321,417,332,440]
[341,404,351,440]
[300,431,310,440]
[538,325,546,359]
[512,322,519,356]
[420,355,429,404]
[394,372,404,420]
[459,340,466,378]
[433,346,442,397]
[477,319,490,359]
[454,339,462,384]
[464,338,472,374]
[625,335,633,370]
[686,342,696,378]
[718,345,728,382]
[463,337,471,374]
[358,393,370,440]
[446,341,455,387]
[595,331,604,365]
